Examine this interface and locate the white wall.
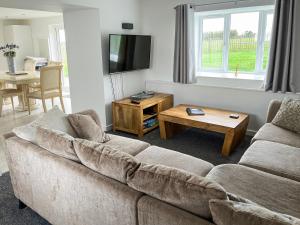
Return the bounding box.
[98,0,146,128]
[62,0,146,129]
[141,0,300,133]
[28,16,64,58]
[64,8,107,128]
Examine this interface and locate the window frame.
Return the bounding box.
[195,7,274,77]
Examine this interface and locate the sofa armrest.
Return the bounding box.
[266,100,282,123]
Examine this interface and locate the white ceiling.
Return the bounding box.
[0,7,62,20]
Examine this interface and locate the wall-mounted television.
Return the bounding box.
[109,34,151,74]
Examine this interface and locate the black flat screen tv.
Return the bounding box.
[109,34,151,74]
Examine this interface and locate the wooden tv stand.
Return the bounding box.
[112,93,173,138]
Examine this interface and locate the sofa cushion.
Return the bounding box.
[272,98,300,134]
[206,164,300,218]
[239,141,300,182]
[105,134,150,156]
[68,113,110,143]
[252,123,300,148]
[13,106,77,143]
[135,146,213,176]
[36,127,79,162]
[127,163,227,219]
[73,139,140,184]
[209,199,300,225]
[76,109,102,127]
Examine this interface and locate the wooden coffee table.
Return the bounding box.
[158,104,249,156]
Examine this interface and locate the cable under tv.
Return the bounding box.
[130,91,155,103]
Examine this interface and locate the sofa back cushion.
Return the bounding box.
[73,139,140,183]
[209,199,300,225]
[127,163,227,219]
[75,109,102,127]
[13,106,77,143]
[36,126,79,162]
[68,114,110,143]
[272,98,300,134]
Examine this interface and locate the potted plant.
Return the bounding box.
[0,43,19,74]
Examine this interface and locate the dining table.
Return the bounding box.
[0,71,40,111]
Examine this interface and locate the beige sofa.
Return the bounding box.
[4,101,300,225]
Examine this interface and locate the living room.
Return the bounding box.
[1,0,300,224]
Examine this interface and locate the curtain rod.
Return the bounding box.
[190,0,255,8]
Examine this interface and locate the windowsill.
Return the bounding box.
[195,71,265,90]
[196,71,265,81]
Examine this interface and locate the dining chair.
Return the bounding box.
[24,58,37,71]
[0,88,25,117]
[27,65,65,115]
[48,61,63,66]
[29,61,63,90]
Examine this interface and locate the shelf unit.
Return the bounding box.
[143,113,157,121]
[112,93,173,138]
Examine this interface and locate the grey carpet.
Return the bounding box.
[0,128,251,224]
[109,127,251,165]
[0,172,49,225]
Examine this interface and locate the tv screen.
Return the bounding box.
[109,34,151,74]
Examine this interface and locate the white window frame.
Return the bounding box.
[195,6,274,78]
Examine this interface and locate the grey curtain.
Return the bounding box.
[173,4,195,84]
[265,0,300,93]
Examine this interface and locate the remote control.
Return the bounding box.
[229,114,239,119]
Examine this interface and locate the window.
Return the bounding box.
[195,6,274,78]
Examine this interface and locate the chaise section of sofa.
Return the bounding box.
[251,123,300,147]
[206,164,300,219]
[252,99,300,148]
[239,140,300,182]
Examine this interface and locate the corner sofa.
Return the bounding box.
[4,100,300,225]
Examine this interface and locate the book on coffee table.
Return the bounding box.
[186,107,205,116]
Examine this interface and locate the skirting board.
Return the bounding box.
[106,124,257,137]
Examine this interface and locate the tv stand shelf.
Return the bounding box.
[112,92,173,138]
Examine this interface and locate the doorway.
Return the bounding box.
[49,24,69,91]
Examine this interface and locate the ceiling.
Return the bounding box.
[0,7,62,20]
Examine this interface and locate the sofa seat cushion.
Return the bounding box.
[209,199,300,225]
[74,139,140,184]
[135,146,213,176]
[105,134,150,156]
[127,163,227,219]
[206,164,300,218]
[252,123,300,148]
[239,141,300,182]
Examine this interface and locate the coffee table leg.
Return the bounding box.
[222,130,235,156]
[222,117,249,156]
[159,119,167,139]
